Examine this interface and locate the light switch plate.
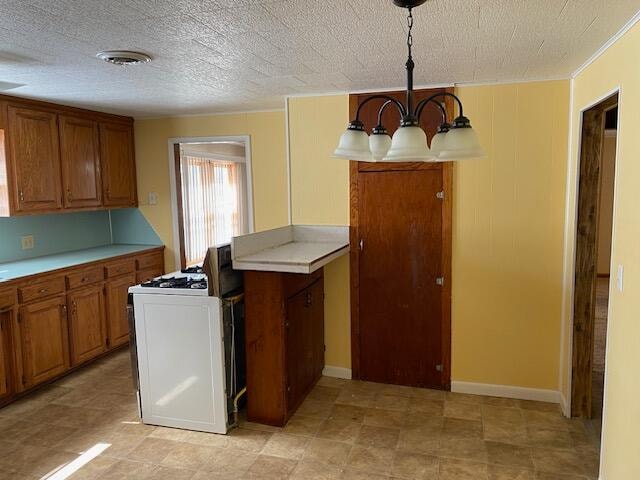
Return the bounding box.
[148,192,159,205]
[617,264,624,292]
[21,235,34,250]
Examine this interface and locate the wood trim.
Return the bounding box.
[174,144,187,270]
[571,93,618,418]
[348,88,454,388]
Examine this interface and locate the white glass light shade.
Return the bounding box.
[369,133,392,161]
[382,126,433,162]
[332,128,372,161]
[438,127,486,161]
[429,131,448,159]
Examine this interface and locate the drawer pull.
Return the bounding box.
[81,277,90,282]
[306,292,312,306]
[38,288,48,294]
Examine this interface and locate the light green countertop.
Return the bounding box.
[0,244,162,283]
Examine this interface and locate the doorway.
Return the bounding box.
[571,93,618,445]
[168,136,254,270]
[349,88,453,389]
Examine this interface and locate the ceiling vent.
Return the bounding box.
[96,50,151,66]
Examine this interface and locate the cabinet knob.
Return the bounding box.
[306,292,312,306]
[38,288,48,294]
[19,190,24,203]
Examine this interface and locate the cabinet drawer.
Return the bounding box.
[136,268,163,284]
[283,268,324,299]
[136,252,163,271]
[0,288,16,311]
[105,260,135,278]
[18,277,65,303]
[66,267,104,290]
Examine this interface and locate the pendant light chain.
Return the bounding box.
[407,8,413,57]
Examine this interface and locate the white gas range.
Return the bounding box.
[128,245,245,435]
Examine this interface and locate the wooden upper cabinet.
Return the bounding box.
[59,115,102,209]
[100,122,137,208]
[7,105,62,213]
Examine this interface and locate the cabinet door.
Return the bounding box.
[8,106,62,213]
[0,309,14,400]
[309,279,325,380]
[285,287,314,410]
[99,122,136,207]
[105,273,135,348]
[68,285,107,365]
[59,115,102,208]
[19,296,69,388]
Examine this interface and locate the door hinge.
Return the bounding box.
[436,191,445,199]
[435,276,445,286]
[436,364,443,372]
[359,239,364,251]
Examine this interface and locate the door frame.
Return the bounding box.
[349,88,454,388]
[167,135,254,270]
[569,92,619,418]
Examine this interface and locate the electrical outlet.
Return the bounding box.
[617,264,624,292]
[148,192,159,205]
[21,235,34,250]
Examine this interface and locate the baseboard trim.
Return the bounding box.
[560,392,571,417]
[451,381,561,404]
[322,365,352,380]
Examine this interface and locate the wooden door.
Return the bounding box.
[99,122,136,207]
[68,285,107,365]
[59,115,102,208]
[0,309,14,400]
[105,273,135,348]
[350,88,453,389]
[8,105,62,213]
[19,295,69,388]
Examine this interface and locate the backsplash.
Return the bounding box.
[0,209,162,264]
[0,211,112,263]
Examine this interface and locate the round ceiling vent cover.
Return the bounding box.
[96,51,151,66]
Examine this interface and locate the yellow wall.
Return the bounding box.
[563,22,640,478]
[287,95,352,369]
[134,111,289,271]
[453,81,570,390]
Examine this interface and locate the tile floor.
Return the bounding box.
[0,349,600,479]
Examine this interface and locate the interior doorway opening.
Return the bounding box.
[571,94,618,454]
[169,136,253,270]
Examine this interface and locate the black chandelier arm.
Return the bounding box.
[353,94,406,122]
[414,92,465,121]
[414,98,447,125]
[376,100,394,128]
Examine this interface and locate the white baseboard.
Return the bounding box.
[322,365,352,380]
[560,392,571,417]
[451,381,561,404]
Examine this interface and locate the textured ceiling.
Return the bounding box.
[0,0,639,117]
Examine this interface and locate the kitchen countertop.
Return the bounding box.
[232,225,349,274]
[0,244,162,283]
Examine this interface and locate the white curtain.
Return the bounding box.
[181,155,248,266]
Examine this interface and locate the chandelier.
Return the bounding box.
[333,0,485,162]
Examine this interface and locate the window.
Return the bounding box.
[179,144,249,266]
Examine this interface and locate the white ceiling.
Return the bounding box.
[0,0,638,117]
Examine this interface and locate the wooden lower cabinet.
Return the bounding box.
[68,285,107,366]
[19,295,70,389]
[105,273,136,348]
[0,308,14,400]
[245,269,325,426]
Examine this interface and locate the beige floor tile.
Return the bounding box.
[100,431,147,459]
[0,397,47,417]
[438,458,488,480]
[485,441,534,469]
[66,454,119,480]
[341,467,390,480]
[245,454,297,479]
[531,447,587,475]
[363,408,405,429]
[289,458,342,480]
[527,428,574,449]
[316,376,350,389]
[199,448,257,476]
[439,437,489,463]
[98,459,157,479]
[113,418,157,437]
[304,438,352,467]
[161,442,221,470]
[226,427,272,452]
[534,472,591,480]
[184,429,230,448]
[482,406,524,423]
[329,404,368,424]
[22,423,79,448]
[408,388,446,401]
[346,445,394,475]
[483,417,529,445]
[356,425,400,449]
[391,450,438,479]
[516,400,560,413]
[403,412,444,430]
[308,385,342,403]
[487,464,536,479]
[297,398,336,419]
[283,414,325,437]
[17,448,78,477]
[149,426,193,442]
[0,420,45,443]
[482,397,519,408]
[397,425,441,455]
[442,417,483,439]
[408,397,444,416]
[148,465,198,479]
[336,390,376,408]
[261,432,311,459]
[445,392,484,405]
[317,419,362,443]
[126,437,178,464]
[444,401,482,421]
[523,411,571,432]
[371,393,410,412]
[378,383,415,398]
